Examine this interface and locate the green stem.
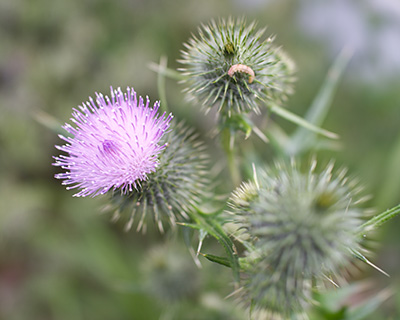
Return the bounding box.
[157,56,169,114]
[221,127,241,187]
[227,144,241,187]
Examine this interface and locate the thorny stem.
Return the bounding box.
[358,203,400,236]
[223,128,241,187]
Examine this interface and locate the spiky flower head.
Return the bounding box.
[110,122,210,232]
[179,17,295,117]
[228,159,367,318]
[53,87,173,197]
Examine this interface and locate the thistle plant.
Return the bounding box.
[179,17,295,117]
[50,16,400,320]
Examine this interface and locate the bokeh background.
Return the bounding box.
[1,0,400,319]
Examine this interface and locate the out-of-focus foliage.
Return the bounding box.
[1,0,399,319]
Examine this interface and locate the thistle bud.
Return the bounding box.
[179,17,295,117]
[228,160,367,317]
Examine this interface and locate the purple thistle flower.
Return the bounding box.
[53,87,173,198]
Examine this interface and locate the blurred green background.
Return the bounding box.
[1,0,399,319]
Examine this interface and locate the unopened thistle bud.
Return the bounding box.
[228,160,367,318]
[179,17,295,117]
[110,122,210,232]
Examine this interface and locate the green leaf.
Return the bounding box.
[310,282,392,320]
[156,56,169,113]
[177,221,202,231]
[189,208,241,282]
[148,61,187,81]
[269,103,340,140]
[201,253,231,268]
[346,288,392,320]
[219,113,253,139]
[33,110,66,136]
[376,132,400,207]
[284,46,352,156]
[358,203,400,235]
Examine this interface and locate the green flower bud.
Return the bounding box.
[228,160,367,317]
[179,17,295,117]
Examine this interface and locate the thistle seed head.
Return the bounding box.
[179,17,295,117]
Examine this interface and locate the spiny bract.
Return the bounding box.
[179,17,295,117]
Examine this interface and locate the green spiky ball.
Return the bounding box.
[179,17,295,117]
[228,160,367,316]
